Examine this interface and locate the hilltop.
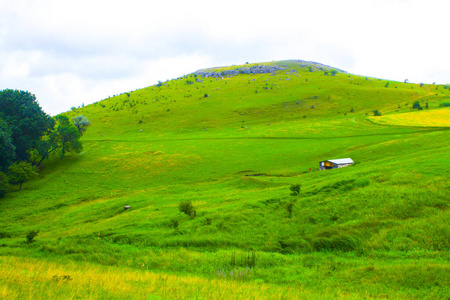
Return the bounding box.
[0,60,449,299]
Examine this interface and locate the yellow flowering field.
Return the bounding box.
[369,108,450,127]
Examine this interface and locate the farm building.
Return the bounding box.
[319,158,354,170]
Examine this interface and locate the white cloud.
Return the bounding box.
[1,0,449,115]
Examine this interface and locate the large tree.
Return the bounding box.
[0,171,9,198]
[0,118,15,172]
[34,115,82,166]
[33,129,60,167]
[0,89,53,161]
[54,115,82,158]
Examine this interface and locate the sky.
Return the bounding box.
[1,0,449,115]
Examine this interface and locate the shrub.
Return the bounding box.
[289,184,301,196]
[373,110,382,116]
[286,202,295,218]
[412,101,422,110]
[179,201,196,218]
[26,230,39,243]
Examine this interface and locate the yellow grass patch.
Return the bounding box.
[369,108,450,127]
[0,256,362,300]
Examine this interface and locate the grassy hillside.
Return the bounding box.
[1,60,449,299]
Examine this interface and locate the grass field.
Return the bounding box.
[1,60,449,299]
[369,108,450,127]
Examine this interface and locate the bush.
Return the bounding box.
[373,110,382,116]
[179,201,196,218]
[412,101,422,110]
[286,202,295,218]
[289,184,301,196]
[26,230,39,243]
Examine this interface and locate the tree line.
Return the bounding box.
[0,89,90,197]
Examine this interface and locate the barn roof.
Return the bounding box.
[326,158,354,165]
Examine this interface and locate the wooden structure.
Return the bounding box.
[319,158,354,170]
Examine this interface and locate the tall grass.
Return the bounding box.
[0,256,370,300]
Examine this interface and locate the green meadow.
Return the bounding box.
[1,60,449,299]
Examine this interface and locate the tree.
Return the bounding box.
[32,115,82,166]
[8,161,37,191]
[54,115,82,159]
[72,115,91,135]
[0,119,15,172]
[0,171,9,198]
[0,89,52,161]
[33,129,60,167]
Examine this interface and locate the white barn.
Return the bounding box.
[319,158,354,170]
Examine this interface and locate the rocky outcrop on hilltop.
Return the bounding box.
[194,65,287,78]
[193,60,346,79]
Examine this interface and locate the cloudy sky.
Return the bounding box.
[1,0,449,115]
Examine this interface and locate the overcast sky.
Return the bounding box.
[1,0,449,115]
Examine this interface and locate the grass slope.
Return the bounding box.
[1,60,449,299]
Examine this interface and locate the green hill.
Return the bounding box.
[1,60,449,299]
